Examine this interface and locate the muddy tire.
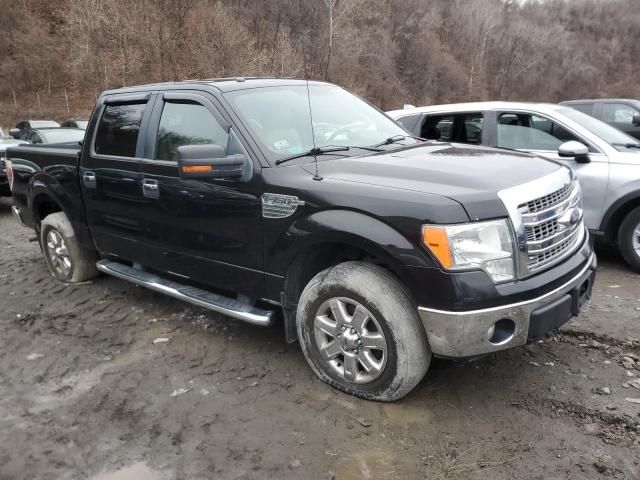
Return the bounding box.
[618,206,640,272]
[296,261,431,401]
[40,212,99,283]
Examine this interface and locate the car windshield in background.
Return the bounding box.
[555,106,640,150]
[30,121,60,128]
[0,138,25,145]
[226,84,409,164]
[41,129,85,143]
[75,120,89,129]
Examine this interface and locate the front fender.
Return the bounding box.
[265,208,438,276]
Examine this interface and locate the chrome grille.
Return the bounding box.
[523,183,572,214]
[519,182,584,273]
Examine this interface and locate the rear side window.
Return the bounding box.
[421,113,483,144]
[395,114,421,134]
[566,103,593,115]
[95,103,146,157]
[155,102,229,161]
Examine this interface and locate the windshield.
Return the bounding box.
[75,120,88,129]
[41,129,85,143]
[226,84,409,164]
[555,106,639,148]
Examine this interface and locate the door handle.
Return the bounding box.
[83,171,96,189]
[142,178,160,199]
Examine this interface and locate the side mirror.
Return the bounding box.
[633,114,640,126]
[558,141,590,164]
[9,128,20,139]
[177,144,248,179]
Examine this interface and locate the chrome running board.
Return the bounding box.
[96,260,274,326]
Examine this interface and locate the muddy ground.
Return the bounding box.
[0,205,639,480]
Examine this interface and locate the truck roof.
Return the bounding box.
[102,77,332,96]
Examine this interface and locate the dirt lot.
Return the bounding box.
[0,205,639,480]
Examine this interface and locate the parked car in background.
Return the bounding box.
[1,137,28,197]
[6,78,595,401]
[10,120,61,139]
[61,119,89,129]
[560,99,640,141]
[19,127,84,145]
[388,102,640,271]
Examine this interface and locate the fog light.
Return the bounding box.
[488,319,515,345]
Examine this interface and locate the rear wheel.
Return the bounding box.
[618,206,640,272]
[40,212,99,283]
[296,262,431,401]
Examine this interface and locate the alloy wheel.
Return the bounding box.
[313,297,388,384]
[46,229,72,279]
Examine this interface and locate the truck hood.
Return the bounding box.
[309,143,564,220]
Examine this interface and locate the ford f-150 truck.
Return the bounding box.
[7,78,596,401]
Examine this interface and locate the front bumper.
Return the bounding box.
[418,252,597,358]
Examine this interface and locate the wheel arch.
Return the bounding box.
[275,209,431,342]
[600,192,640,243]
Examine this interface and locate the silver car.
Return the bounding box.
[388,102,640,271]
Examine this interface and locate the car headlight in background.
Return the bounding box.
[421,219,515,283]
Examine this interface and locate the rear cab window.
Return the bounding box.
[421,113,484,144]
[94,103,146,157]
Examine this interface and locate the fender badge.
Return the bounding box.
[262,193,305,219]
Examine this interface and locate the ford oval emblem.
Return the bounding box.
[557,207,582,228]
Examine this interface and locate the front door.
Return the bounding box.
[80,94,153,261]
[494,111,609,231]
[138,92,265,297]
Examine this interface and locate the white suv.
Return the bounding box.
[388,102,640,270]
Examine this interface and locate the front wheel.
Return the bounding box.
[296,262,431,401]
[40,212,99,283]
[618,206,640,272]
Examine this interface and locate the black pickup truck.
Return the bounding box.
[7,78,596,401]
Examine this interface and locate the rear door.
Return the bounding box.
[138,91,265,297]
[80,93,154,261]
[494,110,609,230]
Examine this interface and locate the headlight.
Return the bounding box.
[421,219,515,283]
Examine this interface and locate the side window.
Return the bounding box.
[30,132,43,144]
[567,103,593,115]
[462,113,483,144]
[94,103,146,157]
[421,115,454,141]
[421,113,483,144]
[395,114,421,134]
[155,102,229,161]
[497,113,579,151]
[602,103,637,124]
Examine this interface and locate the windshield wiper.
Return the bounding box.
[374,134,425,147]
[613,142,640,149]
[275,146,350,165]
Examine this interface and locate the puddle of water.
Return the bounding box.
[91,462,159,480]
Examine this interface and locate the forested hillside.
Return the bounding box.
[0,0,638,128]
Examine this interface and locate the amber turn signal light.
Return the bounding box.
[421,226,453,268]
[182,165,213,173]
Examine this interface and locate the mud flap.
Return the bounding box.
[280,291,298,344]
